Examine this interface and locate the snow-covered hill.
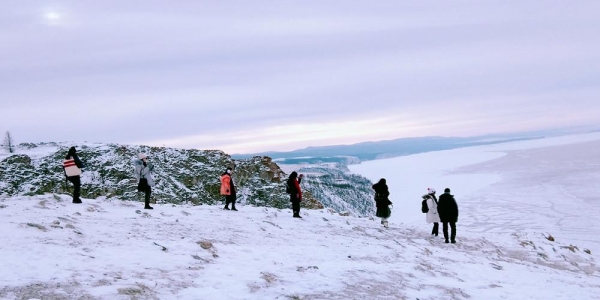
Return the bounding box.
[0,194,597,300]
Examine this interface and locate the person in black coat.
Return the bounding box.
[372,178,392,228]
[63,146,84,204]
[437,188,459,243]
[287,171,304,218]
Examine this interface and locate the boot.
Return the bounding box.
[144,193,152,209]
[445,239,450,243]
[231,207,238,211]
[72,199,82,204]
[223,206,230,210]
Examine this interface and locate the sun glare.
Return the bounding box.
[44,12,61,22]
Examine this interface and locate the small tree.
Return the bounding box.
[3,131,15,153]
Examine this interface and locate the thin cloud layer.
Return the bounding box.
[1,1,599,153]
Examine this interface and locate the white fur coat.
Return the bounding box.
[424,195,441,223]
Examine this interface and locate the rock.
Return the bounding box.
[198,241,213,250]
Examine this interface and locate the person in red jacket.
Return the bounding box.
[220,167,237,211]
[287,171,304,218]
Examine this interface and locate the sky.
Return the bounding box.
[1,1,599,153]
[1,133,599,299]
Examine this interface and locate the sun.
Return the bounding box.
[45,12,61,21]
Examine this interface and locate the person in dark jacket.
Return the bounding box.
[437,188,459,243]
[220,167,237,211]
[287,171,304,218]
[63,146,84,204]
[372,178,392,228]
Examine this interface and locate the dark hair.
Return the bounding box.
[444,188,451,193]
[289,171,298,179]
[377,178,386,185]
[66,146,77,159]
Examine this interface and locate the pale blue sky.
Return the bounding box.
[1,1,599,153]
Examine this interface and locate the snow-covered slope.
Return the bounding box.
[0,195,597,300]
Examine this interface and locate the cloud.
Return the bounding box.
[1,1,599,153]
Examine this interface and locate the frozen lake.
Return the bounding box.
[349,132,600,254]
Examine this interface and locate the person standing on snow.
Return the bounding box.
[63,146,84,204]
[287,171,304,218]
[423,188,440,236]
[437,188,459,244]
[220,167,237,211]
[372,178,392,228]
[134,153,155,209]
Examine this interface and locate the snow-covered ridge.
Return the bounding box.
[0,142,318,210]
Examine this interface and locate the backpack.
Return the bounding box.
[285,181,292,194]
[421,199,429,213]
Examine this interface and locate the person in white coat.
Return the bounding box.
[423,188,440,236]
[134,153,155,209]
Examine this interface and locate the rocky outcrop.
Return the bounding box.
[0,143,324,210]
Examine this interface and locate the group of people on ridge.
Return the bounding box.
[219,168,305,217]
[372,179,460,243]
[63,148,157,209]
[62,147,306,217]
[62,148,459,236]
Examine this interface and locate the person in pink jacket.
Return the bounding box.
[220,167,237,211]
[287,171,304,218]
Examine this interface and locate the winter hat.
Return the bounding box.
[427,188,436,194]
[138,153,148,160]
[444,188,451,193]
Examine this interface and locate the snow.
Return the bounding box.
[1,133,600,299]
[0,145,59,161]
[349,131,600,256]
